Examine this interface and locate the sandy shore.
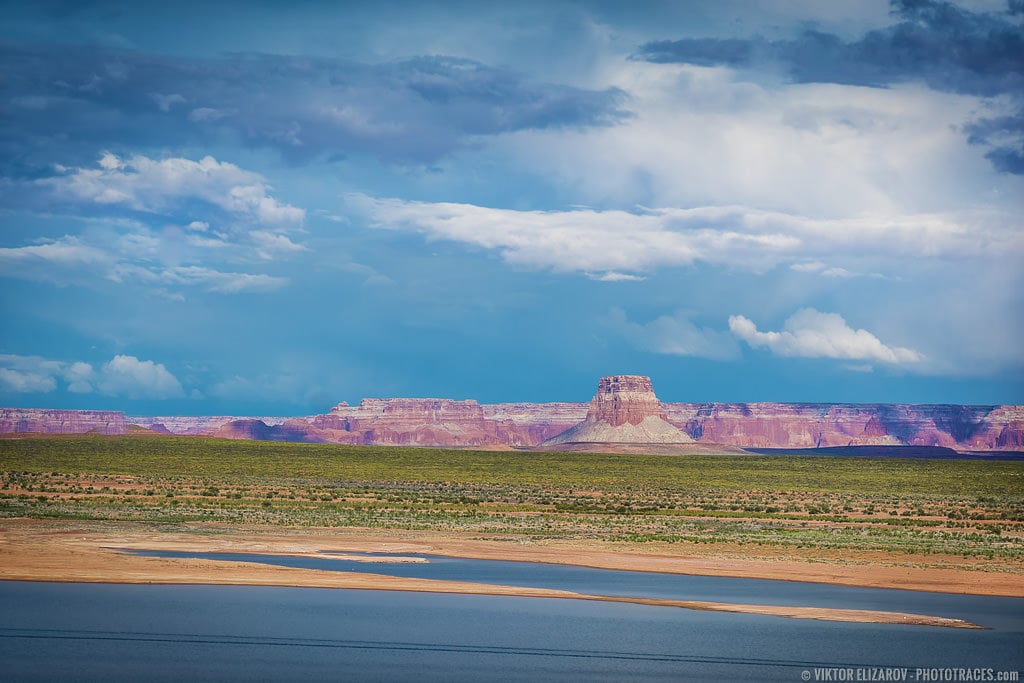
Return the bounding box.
[3,518,1017,629]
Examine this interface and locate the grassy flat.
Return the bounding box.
[2,435,1022,565]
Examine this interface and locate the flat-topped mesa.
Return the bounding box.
[542,375,694,446]
[589,375,667,427]
[312,397,497,447]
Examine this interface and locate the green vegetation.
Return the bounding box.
[2,435,1021,495]
[2,436,1023,564]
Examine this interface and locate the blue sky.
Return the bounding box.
[1,0,1022,414]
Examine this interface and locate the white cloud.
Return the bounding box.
[47,153,305,229]
[315,211,350,224]
[0,367,58,393]
[821,267,852,278]
[251,231,308,259]
[3,155,307,296]
[790,261,826,273]
[0,235,108,265]
[188,107,237,122]
[608,308,740,361]
[843,364,875,373]
[354,194,1019,277]
[65,362,95,393]
[0,353,184,398]
[333,261,396,287]
[499,59,1018,219]
[729,308,923,365]
[354,195,689,275]
[589,272,646,282]
[0,355,66,394]
[0,236,111,284]
[790,261,880,279]
[150,92,186,112]
[97,355,184,399]
[185,234,230,249]
[107,264,288,294]
[192,269,288,294]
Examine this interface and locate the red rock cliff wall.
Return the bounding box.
[0,408,127,435]
[662,403,1024,451]
[253,401,1024,451]
[6,402,1020,451]
[314,399,501,447]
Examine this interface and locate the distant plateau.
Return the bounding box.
[2,376,1022,454]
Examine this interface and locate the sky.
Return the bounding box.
[0,0,1022,415]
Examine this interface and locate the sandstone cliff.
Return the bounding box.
[662,403,1024,451]
[2,390,1021,452]
[0,408,127,435]
[312,399,501,447]
[297,394,1022,452]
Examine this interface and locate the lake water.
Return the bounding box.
[121,548,1024,629]
[2,551,1022,681]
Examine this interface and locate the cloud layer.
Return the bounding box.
[49,153,304,229]
[2,153,302,296]
[0,46,629,171]
[356,194,1020,277]
[635,0,1024,174]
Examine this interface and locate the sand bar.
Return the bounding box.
[3,518,1017,629]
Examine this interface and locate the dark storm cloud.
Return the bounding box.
[635,0,1024,173]
[638,38,755,68]
[0,44,630,174]
[965,108,1024,173]
[638,0,1023,94]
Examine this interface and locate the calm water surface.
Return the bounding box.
[124,548,1024,630]
[2,552,1022,681]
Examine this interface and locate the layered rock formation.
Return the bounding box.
[664,403,898,449]
[296,395,1022,452]
[312,399,503,447]
[2,382,1021,452]
[661,403,1024,451]
[0,408,127,435]
[542,376,693,447]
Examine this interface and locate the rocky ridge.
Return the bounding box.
[2,382,1021,451]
